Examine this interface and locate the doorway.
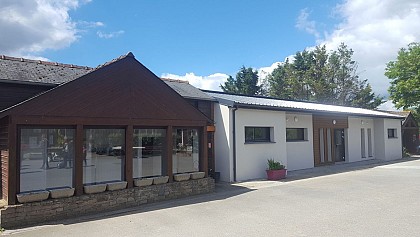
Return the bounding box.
[334,129,345,162]
[315,128,346,166]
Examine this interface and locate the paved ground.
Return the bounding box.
[4,157,420,237]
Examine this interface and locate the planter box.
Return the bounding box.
[17,191,49,203]
[190,172,205,180]
[83,184,107,194]
[49,188,75,199]
[107,181,127,191]
[174,173,191,182]
[153,176,169,185]
[266,169,287,180]
[133,178,153,187]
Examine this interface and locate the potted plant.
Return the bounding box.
[266,159,287,180]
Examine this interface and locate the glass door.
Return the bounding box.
[334,129,345,162]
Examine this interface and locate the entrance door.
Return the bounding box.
[334,129,345,162]
[316,128,346,165]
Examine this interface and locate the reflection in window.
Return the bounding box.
[286,128,307,141]
[84,129,125,185]
[133,129,165,178]
[245,127,271,142]
[20,128,74,193]
[173,128,199,174]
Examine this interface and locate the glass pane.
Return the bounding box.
[20,128,74,193]
[84,129,125,184]
[286,128,305,141]
[245,127,254,142]
[361,128,366,158]
[173,128,199,174]
[319,128,324,163]
[367,128,372,157]
[133,128,166,178]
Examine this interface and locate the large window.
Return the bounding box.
[20,128,74,193]
[286,128,307,142]
[388,128,397,138]
[245,127,272,143]
[84,129,125,185]
[133,128,166,178]
[173,128,199,174]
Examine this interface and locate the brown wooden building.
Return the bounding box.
[388,111,419,153]
[0,53,215,207]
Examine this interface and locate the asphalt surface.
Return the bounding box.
[4,157,420,237]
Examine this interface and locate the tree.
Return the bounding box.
[385,42,420,113]
[267,43,383,109]
[220,66,261,95]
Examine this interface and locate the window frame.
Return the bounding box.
[286,128,308,142]
[387,128,398,139]
[245,126,273,143]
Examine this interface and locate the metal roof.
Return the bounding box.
[205,91,403,119]
[163,79,216,101]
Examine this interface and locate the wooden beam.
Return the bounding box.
[74,124,83,196]
[125,125,133,188]
[166,126,173,182]
[8,118,17,204]
[201,127,208,177]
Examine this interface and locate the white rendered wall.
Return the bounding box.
[383,119,402,160]
[347,117,375,162]
[214,104,234,182]
[285,113,314,171]
[374,118,402,161]
[235,109,287,181]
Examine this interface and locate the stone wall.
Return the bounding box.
[0,178,214,229]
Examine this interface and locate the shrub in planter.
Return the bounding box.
[266,158,287,180]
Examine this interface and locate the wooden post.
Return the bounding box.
[74,124,84,196]
[201,126,208,177]
[125,125,133,188]
[166,126,173,182]
[8,119,17,205]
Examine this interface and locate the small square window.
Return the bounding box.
[245,127,272,143]
[388,128,397,138]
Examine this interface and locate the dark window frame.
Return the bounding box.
[286,128,307,142]
[387,128,398,138]
[245,127,272,143]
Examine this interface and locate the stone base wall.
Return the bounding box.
[0,178,214,229]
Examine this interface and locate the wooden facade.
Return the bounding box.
[0,53,213,204]
[313,114,349,166]
[401,112,419,154]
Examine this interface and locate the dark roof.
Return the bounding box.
[205,90,404,119]
[0,55,91,85]
[386,111,413,124]
[162,78,216,101]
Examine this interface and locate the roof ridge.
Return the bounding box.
[92,52,135,71]
[0,55,92,70]
[161,78,189,84]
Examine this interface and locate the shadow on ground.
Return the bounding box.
[7,156,420,231]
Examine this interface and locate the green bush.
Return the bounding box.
[267,159,285,170]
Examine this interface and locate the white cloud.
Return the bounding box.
[161,72,229,91]
[78,20,105,28]
[97,30,125,39]
[296,8,320,39]
[0,0,89,58]
[318,0,420,97]
[378,100,399,111]
[257,61,282,80]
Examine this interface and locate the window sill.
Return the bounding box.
[286,140,309,143]
[244,141,276,144]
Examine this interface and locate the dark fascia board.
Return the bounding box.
[0,78,57,87]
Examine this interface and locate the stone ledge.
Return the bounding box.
[49,188,75,199]
[16,191,49,203]
[107,181,128,191]
[190,172,205,180]
[84,184,107,194]
[153,176,169,185]
[174,173,191,182]
[133,178,153,187]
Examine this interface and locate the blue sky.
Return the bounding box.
[44,0,338,75]
[1,0,420,110]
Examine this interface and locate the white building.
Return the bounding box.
[206,91,403,182]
